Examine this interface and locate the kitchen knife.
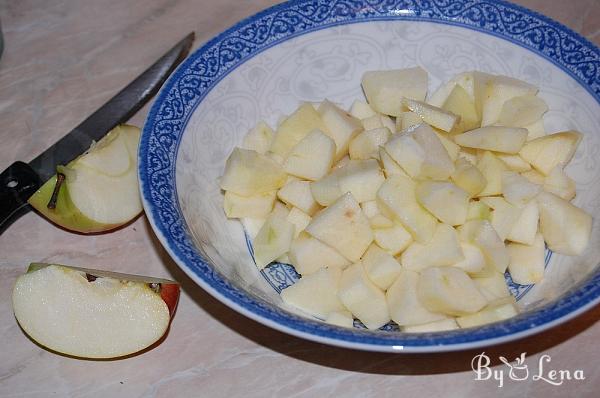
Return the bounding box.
[0,32,194,235]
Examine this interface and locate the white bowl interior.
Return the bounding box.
[175,21,600,322]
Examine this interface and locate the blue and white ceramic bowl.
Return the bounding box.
[139,0,600,352]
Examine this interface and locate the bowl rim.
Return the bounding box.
[139,0,600,353]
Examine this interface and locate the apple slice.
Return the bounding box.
[220,147,287,195]
[543,165,576,201]
[361,244,403,290]
[281,267,345,319]
[401,223,464,271]
[349,127,391,160]
[317,100,363,160]
[223,190,276,219]
[519,131,583,175]
[507,233,545,285]
[270,103,329,157]
[28,125,143,233]
[379,147,408,178]
[415,180,470,226]
[496,94,548,127]
[401,318,459,333]
[501,171,541,207]
[456,300,518,328]
[305,193,373,262]
[376,174,438,243]
[338,262,390,330]
[277,179,320,215]
[288,233,350,275]
[398,111,424,131]
[417,266,488,316]
[12,263,179,359]
[441,84,480,133]
[537,192,592,256]
[349,99,376,119]
[241,121,275,154]
[451,242,486,274]
[481,75,537,126]
[458,220,510,273]
[324,310,354,328]
[361,67,428,116]
[387,269,447,326]
[496,153,531,172]
[402,97,459,132]
[373,223,413,255]
[252,213,295,269]
[284,130,335,181]
[451,157,487,197]
[454,126,528,154]
[476,151,508,196]
[473,272,511,301]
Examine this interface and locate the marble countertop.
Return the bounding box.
[0,1,598,397]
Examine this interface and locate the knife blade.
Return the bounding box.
[0,32,195,235]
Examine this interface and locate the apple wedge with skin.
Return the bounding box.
[12,263,180,359]
[28,124,143,233]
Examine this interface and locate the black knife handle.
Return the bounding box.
[0,162,41,235]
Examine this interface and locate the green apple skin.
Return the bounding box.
[28,172,117,233]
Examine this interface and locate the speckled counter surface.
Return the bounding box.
[0,1,598,397]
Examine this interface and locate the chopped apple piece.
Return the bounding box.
[451,157,487,197]
[270,103,329,157]
[480,197,522,241]
[417,266,488,316]
[373,223,413,255]
[473,272,511,301]
[360,200,379,218]
[481,75,537,126]
[223,190,276,219]
[338,262,390,329]
[401,223,464,271]
[501,171,541,207]
[361,67,428,116]
[476,151,508,196]
[286,207,312,238]
[507,200,539,245]
[496,94,548,127]
[241,217,266,240]
[376,175,438,243]
[317,100,363,160]
[402,97,459,132]
[543,165,576,201]
[288,233,350,275]
[277,179,320,215]
[434,130,460,161]
[537,192,592,255]
[519,131,583,175]
[284,130,335,180]
[387,269,447,326]
[281,267,345,319]
[524,118,546,141]
[379,147,408,178]
[241,121,274,154]
[507,233,545,285]
[253,214,295,269]
[521,169,546,185]
[451,242,486,274]
[324,310,354,328]
[310,159,385,205]
[466,200,492,221]
[458,220,510,273]
[220,148,287,196]
[350,99,376,119]
[361,244,403,290]
[456,301,518,328]
[349,127,391,160]
[454,126,528,154]
[369,214,395,229]
[496,153,531,172]
[416,181,469,225]
[401,318,459,332]
[361,114,383,130]
[398,111,424,131]
[442,84,480,133]
[411,124,455,180]
[305,193,373,262]
[384,132,424,178]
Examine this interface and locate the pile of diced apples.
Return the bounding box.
[219,67,592,332]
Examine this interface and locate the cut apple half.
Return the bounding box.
[12,263,179,359]
[28,125,143,233]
